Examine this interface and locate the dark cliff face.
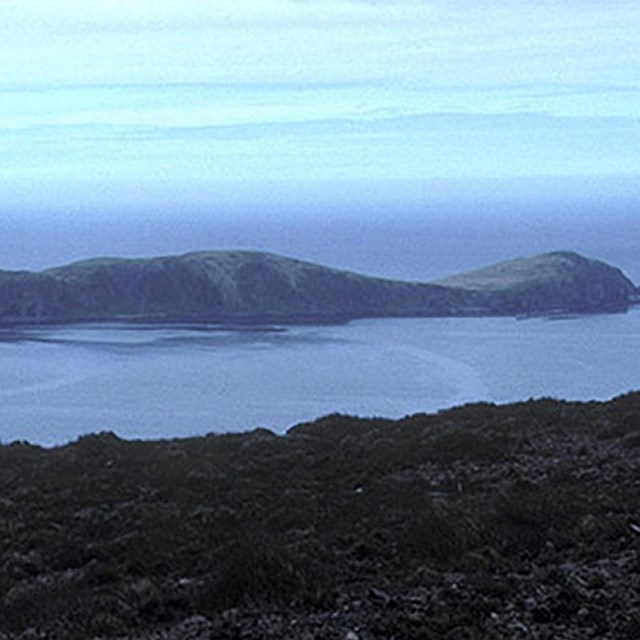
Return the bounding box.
[0,250,635,324]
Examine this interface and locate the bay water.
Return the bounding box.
[1,309,638,446]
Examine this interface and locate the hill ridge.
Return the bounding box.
[0,250,635,324]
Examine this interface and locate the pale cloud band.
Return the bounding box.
[0,1,639,214]
[0,0,439,30]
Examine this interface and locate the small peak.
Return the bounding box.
[539,251,586,261]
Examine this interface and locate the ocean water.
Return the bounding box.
[3,199,640,284]
[1,205,638,446]
[1,310,638,446]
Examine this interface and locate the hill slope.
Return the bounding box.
[436,251,636,316]
[1,393,639,638]
[0,250,635,324]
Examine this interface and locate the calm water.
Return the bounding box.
[1,310,638,446]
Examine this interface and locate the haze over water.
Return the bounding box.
[3,198,640,284]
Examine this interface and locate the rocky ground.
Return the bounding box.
[1,393,640,638]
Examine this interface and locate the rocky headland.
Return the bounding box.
[1,393,640,638]
[0,250,636,324]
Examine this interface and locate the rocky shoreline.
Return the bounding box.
[1,394,640,638]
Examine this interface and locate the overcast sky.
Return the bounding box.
[1,0,639,218]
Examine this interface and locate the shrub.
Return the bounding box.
[196,532,335,613]
[405,503,479,564]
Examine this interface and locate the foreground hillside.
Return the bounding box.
[1,394,640,638]
[0,250,636,324]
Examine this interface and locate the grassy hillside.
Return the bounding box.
[435,251,594,290]
[435,251,637,315]
[0,250,636,324]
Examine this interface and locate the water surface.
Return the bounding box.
[1,310,638,446]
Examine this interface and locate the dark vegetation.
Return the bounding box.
[1,394,640,638]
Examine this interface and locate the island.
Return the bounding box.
[0,250,636,324]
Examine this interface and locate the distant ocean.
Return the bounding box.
[3,198,640,283]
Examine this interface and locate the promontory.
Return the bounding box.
[0,250,636,324]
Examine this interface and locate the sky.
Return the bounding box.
[1,1,639,272]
